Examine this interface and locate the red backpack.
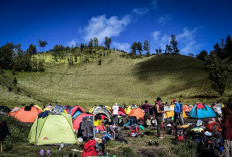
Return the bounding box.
[82,140,98,157]
[129,125,139,137]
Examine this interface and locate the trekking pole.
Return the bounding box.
[162,113,164,137]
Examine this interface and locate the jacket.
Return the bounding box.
[222,106,232,140]
[174,102,181,114]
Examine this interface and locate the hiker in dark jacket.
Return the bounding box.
[141,100,152,127]
[155,97,165,139]
[222,99,232,157]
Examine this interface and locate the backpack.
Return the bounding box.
[129,125,139,137]
[175,127,185,141]
[206,122,222,136]
[82,140,98,157]
[176,129,185,141]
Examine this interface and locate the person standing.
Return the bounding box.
[112,103,119,126]
[179,101,184,124]
[222,99,232,157]
[155,97,165,139]
[173,99,183,125]
[141,100,152,127]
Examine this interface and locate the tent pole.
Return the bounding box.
[35,119,39,146]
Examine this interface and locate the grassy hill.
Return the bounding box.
[0,51,219,108]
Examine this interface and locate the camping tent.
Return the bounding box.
[125,105,137,114]
[9,106,41,123]
[189,103,216,118]
[183,105,193,112]
[70,106,85,119]
[28,113,77,145]
[72,113,93,131]
[89,105,112,122]
[164,105,188,119]
[129,108,145,119]
[118,107,126,115]
[0,106,11,115]
[8,107,21,117]
[125,106,132,114]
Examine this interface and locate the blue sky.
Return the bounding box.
[0,0,232,55]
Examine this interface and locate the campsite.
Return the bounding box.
[0,102,227,157]
[1,0,232,157]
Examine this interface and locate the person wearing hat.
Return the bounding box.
[173,99,183,125]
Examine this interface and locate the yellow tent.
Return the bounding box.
[125,107,132,114]
[34,105,42,111]
[164,105,188,119]
[105,106,111,111]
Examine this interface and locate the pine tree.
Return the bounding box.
[93,37,98,47]
[224,35,232,58]
[158,47,162,54]
[197,50,208,61]
[104,37,112,49]
[170,35,179,54]
[143,40,150,57]
[80,43,85,51]
[88,39,93,48]
[213,43,223,59]
[155,49,159,55]
[38,40,47,52]
[206,51,228,96]
[137,42,143,56]
[26,44,37,55]
[165,44,172,54]
[131,42,137,55]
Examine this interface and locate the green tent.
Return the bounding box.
[28,113,77,145]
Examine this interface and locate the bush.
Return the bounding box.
[68,57,74,66]
[13,77,17,84]
[38,59,45,72]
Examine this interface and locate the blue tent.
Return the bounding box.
[189,104,216,118]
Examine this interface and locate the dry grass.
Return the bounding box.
[1,51,219,109]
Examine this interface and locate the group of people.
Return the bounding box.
[106,98,232,157]
[140,98,184,139]
[109,98,184,139]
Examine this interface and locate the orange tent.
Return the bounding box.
[129,108,145,119]
[183,105,192,112]
[8,107,21,117]
[9,106,41,123]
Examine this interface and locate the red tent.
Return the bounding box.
[72,113,93,131]
[118,110,126,116]
[196,103,204,109]
[118,107,126,114]
[70,106,85,118]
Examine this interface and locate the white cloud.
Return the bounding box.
[151,31,161,41]
[176,28,200,54]
[152,0,159,10]
[157,15,172,25]
[67,39,79,47]
[151,27,201,54]
[151,31,169,49]
[113,42,130,52]
[133,8,149,16]
[81,15,131,44]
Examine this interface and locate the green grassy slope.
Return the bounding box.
[0,51,216,108]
